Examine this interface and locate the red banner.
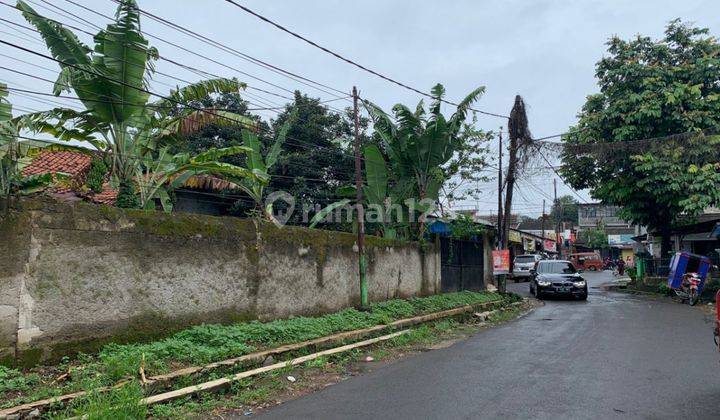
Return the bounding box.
[492,250,510,275]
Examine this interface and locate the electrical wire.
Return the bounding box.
[0,1,304,110]
[222,0,510,120]
[100,0,351,101]
[1,3,360,139]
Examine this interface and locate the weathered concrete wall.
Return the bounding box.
[0,198,440,365]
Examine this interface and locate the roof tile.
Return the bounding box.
[21,150,93,177]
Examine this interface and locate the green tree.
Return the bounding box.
[560,20,720,257]
[551,195,579,225]
[173,91,360,225]
[365,83,488,237]
[268,92,358,225]
[17,0,259,208]
[579,226,609,250]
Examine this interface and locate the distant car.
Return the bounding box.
[513,254,543,280]
[530,260,588,300]
[568,252,603,271]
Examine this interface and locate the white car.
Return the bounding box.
[512,254,543,280]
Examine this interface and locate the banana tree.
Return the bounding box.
[1,83,56,211]
[228,110,296,223]
[17,0,258,207]
[363,83,485,235]
[135,145,257,211]
[308,144,409,237]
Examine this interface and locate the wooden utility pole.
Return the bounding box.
[502,127,518,258]
[352,87,368,308]
[541,199,546,243]
[497,130,503,249]
[554,178,560,259]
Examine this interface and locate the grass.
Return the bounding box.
[50,382,147,420]
[147,299,530,419]
[0,291,506,415]
[0,366,40,394]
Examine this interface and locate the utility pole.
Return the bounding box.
[541,199,546,244]
[497,130,503,249]
[352,86,368,308]
[496,129,506,293]
[554,178,560,259]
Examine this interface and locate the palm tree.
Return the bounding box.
[16,0,259,207]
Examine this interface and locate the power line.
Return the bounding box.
[222,0,510,120]
[99,0,351,101]
[0,16,287,111]
[2,68,360,173]
[3,84,348,112]
[531,142,588,204]
[44,0,350,115]
[59,0,352,116]
[1,1,303,110]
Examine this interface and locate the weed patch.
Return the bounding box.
[1,291,503,412]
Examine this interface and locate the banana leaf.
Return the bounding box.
[363,144,387,206]
[309,199,351,228]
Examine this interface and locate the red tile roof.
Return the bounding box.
[21,150,93,177]
[89,183,118,205]
[22,150,117,205]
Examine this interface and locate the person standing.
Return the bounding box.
[617,258,626,276]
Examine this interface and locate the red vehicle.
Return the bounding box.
[569,252,603,272]
[672,272,701,306]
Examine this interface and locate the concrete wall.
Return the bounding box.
[0,198,440,365]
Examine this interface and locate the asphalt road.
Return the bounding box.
[258,271,720,420]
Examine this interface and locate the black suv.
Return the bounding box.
[530,260,588,300]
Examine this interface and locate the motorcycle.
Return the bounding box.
[672,272,701,306]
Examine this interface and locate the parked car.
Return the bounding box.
[513,254,543,281]
[530,260,588,300]
[569,252,603,271]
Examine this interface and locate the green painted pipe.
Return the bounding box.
[360,254,368,308]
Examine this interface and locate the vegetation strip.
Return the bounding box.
[146,301,498,385]
[0,297,504,417]
[141,330,410,406]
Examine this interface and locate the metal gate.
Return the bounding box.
[440,237,485,292]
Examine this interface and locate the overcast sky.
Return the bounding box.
[2,0,719,216]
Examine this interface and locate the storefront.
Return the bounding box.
[508,229,558,257]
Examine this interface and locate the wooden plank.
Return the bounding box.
[0,382,129,418]
[145,300,498,386]
[141,330,409,406]
[0,298,501,417]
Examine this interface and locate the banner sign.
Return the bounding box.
[492,250,510,275]
[508,230,521,244]
[608,234,634,245]
[524,238,535,252]
[544,239,556,252]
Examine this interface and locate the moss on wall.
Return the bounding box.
[4,197,439,366]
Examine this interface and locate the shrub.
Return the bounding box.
[116,181,139,209]
[91,291,502,380]
[86,158,108,193]
[0,366,39,394]
[657,283,672,296]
